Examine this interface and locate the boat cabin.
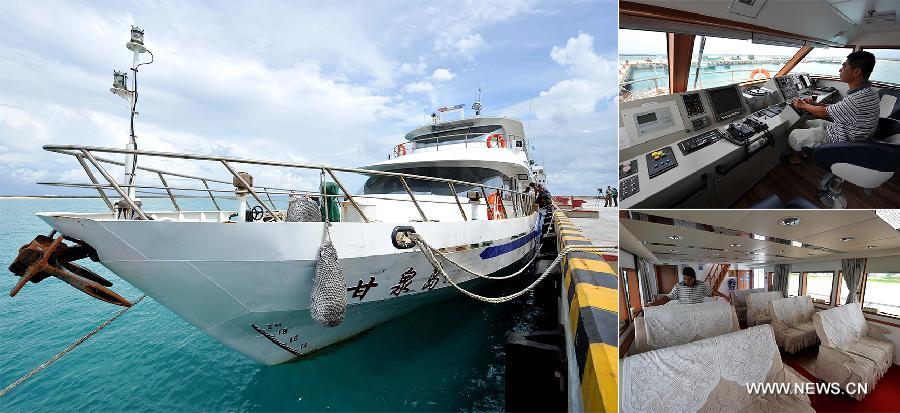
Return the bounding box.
[619,209,900,412]
[618,0,900,208]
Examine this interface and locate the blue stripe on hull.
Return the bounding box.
[479,212,544,260]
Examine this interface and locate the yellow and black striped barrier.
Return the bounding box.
[553,210,618,412]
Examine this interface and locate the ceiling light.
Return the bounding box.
[864,245,876,249]
[669,235,681,240]
[791,240,802,247]
[731,243,741,247]
[669,249,677,253]
[876,210,900,230]
[839,237,855,242]
[780,217,800,226]
[752,234,765,240]
[780,250,787,253]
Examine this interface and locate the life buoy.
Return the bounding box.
[748,68,771,81]
[486,191,507,220]
[394,144,406,157]
[486,133,506,148]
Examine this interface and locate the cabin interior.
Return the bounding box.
[618,209,900,412]
[618,0,900,209]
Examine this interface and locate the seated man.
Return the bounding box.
[647,267,731,306]
[787,51,880,165]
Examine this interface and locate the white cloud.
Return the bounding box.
[505,32,617,119]
[403,81,435,93]
[431,68,455,82]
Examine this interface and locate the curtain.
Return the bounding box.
[841,258,866,304]
[636,257,658,305]
[773,264,791,298]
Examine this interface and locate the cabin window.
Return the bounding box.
[861,49,900,86]
[836,271,862,305]
[752,268,765,290]
[862,272,900,317]
[413,125,505,148]
[619,29,671,101]
[787,272,801,297]
[802,271,835,305]
[686,36,799,91]
[362,167,505,196]
[792,47,853,78]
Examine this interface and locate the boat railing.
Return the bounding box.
[390,131,526,158]
[41,145,537,223]
[619,69,776,101]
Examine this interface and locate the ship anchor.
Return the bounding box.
[8,234,133,307]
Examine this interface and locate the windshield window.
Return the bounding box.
[865,49,900,86]
[619,29,670,101]
[688,36,798,90]
[792,47,852,78]
[363,167,505,196]
[414,125,504,148]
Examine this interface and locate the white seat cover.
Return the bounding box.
[642,301,736,351]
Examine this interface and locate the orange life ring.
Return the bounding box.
[748,68,771,81]
[486,191,507,220]
[394,144,407,157]
[486,133,506,148]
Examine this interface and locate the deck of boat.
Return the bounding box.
[733,153,900,209]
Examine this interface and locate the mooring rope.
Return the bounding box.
[410,233,616,304]
[0,294,147,398]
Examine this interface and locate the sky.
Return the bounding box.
[0,0,618,196]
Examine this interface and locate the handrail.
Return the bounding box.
[44,144,535,223]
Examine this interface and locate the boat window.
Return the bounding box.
[687,36,798,91]
[862,272,900,317]
[752,268,765,290]
[792,47,853,78]
[619,29,670,101]
[836,271,861,305]
[362,167,505,196]
[862,48,900,86]
[413,125,504,147]
[787,272,801,297]
[803,271,835,305]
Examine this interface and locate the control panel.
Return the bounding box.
[619,159,638,179]
[682,93,705,117]
[646,146,677,179]
[634,106,676,136]
[620,175,639,200]
[690,116,711,131]
[678,129,723,156]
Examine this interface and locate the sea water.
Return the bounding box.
[623,58,900,93]
[0,198,544,411]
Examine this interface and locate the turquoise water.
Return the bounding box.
[624,58,900,93]
[0,198,545,411]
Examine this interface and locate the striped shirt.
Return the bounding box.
[824,83,880,143]
[666,281,713,304]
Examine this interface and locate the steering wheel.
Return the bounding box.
[250,206,264,221]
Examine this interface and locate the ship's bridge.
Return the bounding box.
[388,116,528,160]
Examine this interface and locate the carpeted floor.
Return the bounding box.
[781,348,900,412]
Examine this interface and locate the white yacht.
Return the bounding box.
[8,28,545,366]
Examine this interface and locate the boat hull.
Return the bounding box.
[37,212,542,365]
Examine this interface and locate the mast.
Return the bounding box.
[110,25,153,217]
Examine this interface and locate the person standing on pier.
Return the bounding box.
[605,186,613,208]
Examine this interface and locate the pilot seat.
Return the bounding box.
[813,90,900,208]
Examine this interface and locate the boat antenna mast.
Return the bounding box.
[472,88,482,117]
[110,25,153,217]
